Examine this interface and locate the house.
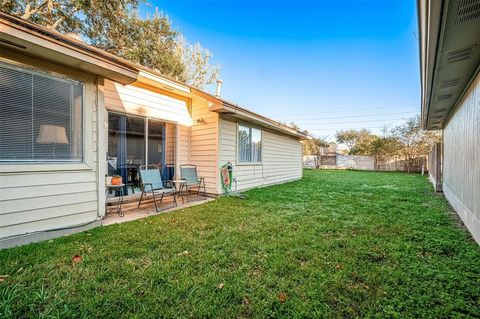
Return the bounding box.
[418,0,480,244]
[0,12,307,248]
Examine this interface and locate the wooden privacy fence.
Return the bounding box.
[304,154,428,173]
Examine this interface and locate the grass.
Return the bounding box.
[1,170,480,318]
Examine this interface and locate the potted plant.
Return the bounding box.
[105,175,112,186]
[111,175,122,185]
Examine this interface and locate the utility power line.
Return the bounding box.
[290,118,408,125]
[284,111,417,122]
[270,104,419,117]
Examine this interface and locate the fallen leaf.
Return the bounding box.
[177,250,191,256]
[278,292,287,303]
[171,219,177,223]
[335,263,342,270]
[217,283,225,289]
[72,255,83,264]
[138,291,145,296]
[0,275,8,282]
[242,297,250,305]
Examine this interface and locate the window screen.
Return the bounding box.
[0,62,83,162]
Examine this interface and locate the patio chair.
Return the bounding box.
[180,164,206,200]
[138,165,177,212]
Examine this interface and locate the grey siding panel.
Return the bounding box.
[218,117,302,193]
[443,73,480,244]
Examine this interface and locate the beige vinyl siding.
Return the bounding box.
[443,73,480,244]
[104,80,192,126]
[165,123,176,165]
[178,125,191,166]
[164,123,190,166]
[218,117,302,193]
[190,103,219,194]
[0,64,100,240]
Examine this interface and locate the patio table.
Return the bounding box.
[106,184,125,217]
[171,180,187,204]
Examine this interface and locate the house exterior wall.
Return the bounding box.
[104,80,192,126]
[443,73,480,244]
[190,103,219,194]
[103,79,192,177]
[218,116,302,193]
[0,55,103,247]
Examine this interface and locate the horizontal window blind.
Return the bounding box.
[0,62,83,162]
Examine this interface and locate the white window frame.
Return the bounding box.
[0,60,84,164]
[236,122,262,165]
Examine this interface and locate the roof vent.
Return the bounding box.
[456,0,480,24]
[438,94,453,101]
[447,47,473,62]
[438,78,459,89]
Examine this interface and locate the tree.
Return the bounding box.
[1,1,220,89]
[175,36,220,88]
[391,115,441,172]
[1,0,138,33]
[90,9,185,79]
[367,136,401,171]
[335,129,375,155]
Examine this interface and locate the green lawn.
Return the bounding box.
[1,170,479,318]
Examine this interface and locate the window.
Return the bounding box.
[238,124,262,163]
[0,62,83,162]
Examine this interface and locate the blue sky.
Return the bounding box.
[142,0,420,140]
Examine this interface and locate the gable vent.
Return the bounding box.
[438,78,459,89]
[447,47,473,62]
[437,94,453,101]
[456,0,480,24]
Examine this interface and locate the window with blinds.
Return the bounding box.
[238,124,262,163]
[0,62,83,162]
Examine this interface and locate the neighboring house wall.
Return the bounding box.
[443,73,480,244]
[218,116,302,192]
[0,56,103,245]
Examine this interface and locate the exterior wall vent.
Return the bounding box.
[456,0,480,24]
[438,78,459,88]
[447,46,473,62]
[437,94,453,101]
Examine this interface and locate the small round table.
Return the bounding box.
[171,180,187,204]
[106,184,125,217]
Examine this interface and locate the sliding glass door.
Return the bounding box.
[108,113,167,195]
